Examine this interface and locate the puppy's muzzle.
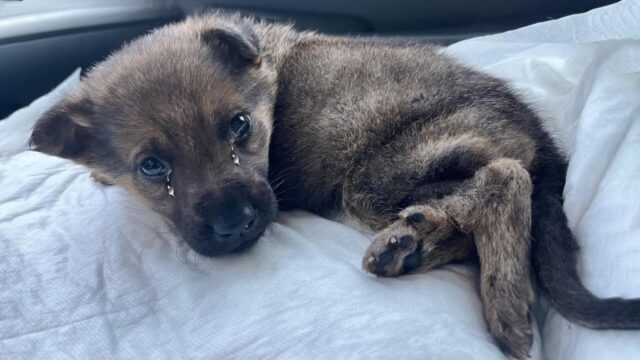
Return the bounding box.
[191,182,270,256]
[207,198,256,238]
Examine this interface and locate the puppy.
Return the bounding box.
[30,13,640,359]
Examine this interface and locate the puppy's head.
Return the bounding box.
[30,16,278,256]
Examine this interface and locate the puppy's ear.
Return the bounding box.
[202,26,261,66]
[30,97,93,163]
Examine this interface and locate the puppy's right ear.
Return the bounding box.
[201,25,261,66]
[30,98,93,164]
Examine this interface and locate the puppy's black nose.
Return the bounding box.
[189,181,275,257]
[209,204,256,237]
[196,185,258,241]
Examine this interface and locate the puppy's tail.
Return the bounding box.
[532,157,640,329]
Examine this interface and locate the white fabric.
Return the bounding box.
[1,1,639,358]
[446,0,640,358]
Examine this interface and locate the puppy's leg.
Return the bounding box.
[364,158,534,359]
[451,158,533,359]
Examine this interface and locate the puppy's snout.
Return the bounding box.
[197,186,257,236]
[192,183,265,256]
[209,202,256,237]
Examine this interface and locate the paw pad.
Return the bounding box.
[406,212,425,224]
[399,234,414,248]
[363,224,422,277]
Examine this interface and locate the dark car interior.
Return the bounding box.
[0,0,616,119]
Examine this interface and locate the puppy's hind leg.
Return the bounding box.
[459,158,534,359]
[364,158,534,359]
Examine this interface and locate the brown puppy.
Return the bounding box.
[30,13,640,359]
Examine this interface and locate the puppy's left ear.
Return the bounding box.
[202,25,261,66]
[30,97,94,164]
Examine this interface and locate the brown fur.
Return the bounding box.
[30,12,640,359]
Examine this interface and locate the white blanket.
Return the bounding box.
[1,1,639,358]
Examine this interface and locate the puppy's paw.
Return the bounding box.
[485,296,534,360]
[362,205,452,277]
[362,221,423,277]
[399,205,452,235]
[90,171,115,186]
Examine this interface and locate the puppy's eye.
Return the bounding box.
[140,156,168,177]
[229,112,251,140]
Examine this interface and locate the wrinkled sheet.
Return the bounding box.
[1,0,639,359]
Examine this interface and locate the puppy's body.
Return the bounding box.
[270,37,540,217]
[269,36,544,357]
[268,31,640,357]
[31,14,640,359]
